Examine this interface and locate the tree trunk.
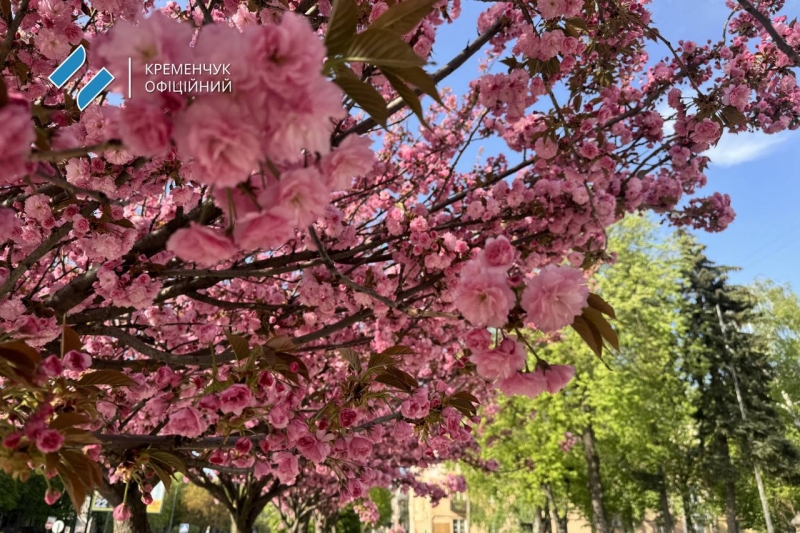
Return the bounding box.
[99,482,152,533]
[542,502,552,533]
[230,504,258,533]
[533,506,544,533]
[681,489,693,533]
[582,423,610,533]
[724,481,738,533]
[719,436,738,533]
[658,467,674,533]
[543,484,566,533]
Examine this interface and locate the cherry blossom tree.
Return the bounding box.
[0,0,798,529]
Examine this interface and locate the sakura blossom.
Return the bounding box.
[0,0,797,521]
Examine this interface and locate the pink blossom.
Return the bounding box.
[272,451,299,484]
[0,208,19,241]
[113,504,132,521]
[347,436,373,461]
[167,223,237,267]
[118,100,172,157]
[45,488,62,505]
[497,372,547,398]
[63,350,92,372]
[542,364,575,393]
[268,167,330,228]
[455,261,514,328]
[339,408,358,427]
[219,384,253,416]
[198,394,221,411]
[723,84,751,111]
[234,437,253,454]
[479,236,516,272]
[154,366,176,389]
[400,388,430,419]
[465,329,492,351]
[471,337,527,380]
[521,265,589,332]
[24,195,51,222]
[173,97,262,188]
[691,119,721,145]
[166,407,207,438]
[35,28,71,60]
[36,429,64,453]
[322,134,375,190]
[534,137,558,159]
[233,210,295,251]
[0,102,35,182]
[3,433,21,449]
[296,434,331,463]
[40,355,63,377]
[538,0,567,19]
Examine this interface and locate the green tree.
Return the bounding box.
[467,217,695,533]
[677,235,800,533]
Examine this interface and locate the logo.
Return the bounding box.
[48,45,115,111]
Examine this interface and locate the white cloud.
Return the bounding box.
[655,96,790,167]
[705,130,789,167]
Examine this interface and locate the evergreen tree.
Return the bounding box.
[678,234,800,533]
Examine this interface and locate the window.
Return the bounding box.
[453,519,466,533]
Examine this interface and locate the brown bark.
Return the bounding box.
[533,506,544,533]
[658,467,675,533]
[724,480,739,533]
[720,436,739,533]
[543,484,566,533]
[681,490,694,533]
[582,422,610,533]
[98,482,152,533]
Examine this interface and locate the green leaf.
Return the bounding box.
[325,0,359,56]
[383,66,442,105]
[149,461,173,493]
[371,0,437,35]
[383,70,428,126]
[226,332,251,360]
[76,369,138,387]
[346,29,426,68]
[334,66,389,126]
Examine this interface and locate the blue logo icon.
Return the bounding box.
[48,45,115,111]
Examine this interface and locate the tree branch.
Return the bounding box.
[337,17,509,139]
[736,0,800,66]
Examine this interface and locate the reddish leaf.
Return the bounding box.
[583,307,620,351]
[571,315,603,358]
[587,293,616,319]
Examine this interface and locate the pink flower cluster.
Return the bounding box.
[91,13,375,264]
[456,238,589,332]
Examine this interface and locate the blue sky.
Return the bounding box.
[427,0,800,291]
